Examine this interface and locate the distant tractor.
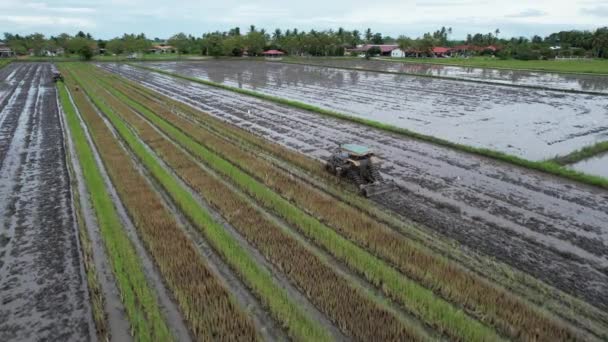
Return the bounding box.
[326,144,397,197]
[52,71,63,83]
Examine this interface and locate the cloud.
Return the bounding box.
[580,6,608,16]
[24,2,96,13]
[506,9,546,18]
[0,15,95,28]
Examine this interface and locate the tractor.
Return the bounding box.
[326,144,397,197]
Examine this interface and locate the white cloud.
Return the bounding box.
[580,6,608,16]
[0,15,95,28]
[24,2,96,13]
[506,9,546,18]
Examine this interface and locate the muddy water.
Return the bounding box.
[571,153,608,178]
[141,60,608,161]
[100,62,608,311]
[0,63,92,340]
[287,58,608,94]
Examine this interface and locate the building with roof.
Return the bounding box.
[262,49,285,60]
[149,45,176,54]
[0,43,14,57]
[346,44,399,56]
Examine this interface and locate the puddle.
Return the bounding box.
[571,153,608,178]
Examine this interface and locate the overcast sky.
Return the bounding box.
[1,0,607,40]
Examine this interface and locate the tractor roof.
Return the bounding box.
[341,144,373,156]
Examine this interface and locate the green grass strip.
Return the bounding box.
[57,82,173,342]
[131,63,608,189]
[0,59,12,70]
[65,64,332,342]
[100,71,502,342]
[552,141,608,165]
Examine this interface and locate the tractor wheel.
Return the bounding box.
[348,169,364,186]
[369,163,383,182]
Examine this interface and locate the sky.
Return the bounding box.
[1,0,607,40]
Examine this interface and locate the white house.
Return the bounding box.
[391,48,406,58]
[0,43,14,57]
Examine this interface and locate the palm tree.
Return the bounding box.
[273,29,282,41]
[365,28,373,43]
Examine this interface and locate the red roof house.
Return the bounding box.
[262,50,285,55]
[432,47,450,54]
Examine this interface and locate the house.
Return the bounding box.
[149,45,176,54]
[451,45,501,56]
[432,47,451,57]
[0,43,13,57]
[262,49,285,60]
[391,48,406,58]
[346,44,399,56]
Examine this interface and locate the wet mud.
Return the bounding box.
[286,58,608,94]
[0,63,92,340]
[138,60,608,160]
[101,63,608,311]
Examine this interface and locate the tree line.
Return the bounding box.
[3,26,608,60]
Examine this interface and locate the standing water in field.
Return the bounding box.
[571,153,608,178]
[284,59,608,94]
[141,60,608,161]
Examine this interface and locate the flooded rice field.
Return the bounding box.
[0,63,92,340]
[100,62,608,310]
[289,58,608,94]
[140,60,608,161]
[572,153,608,178]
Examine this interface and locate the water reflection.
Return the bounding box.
[292,59,608,93]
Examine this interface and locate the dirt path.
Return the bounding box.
[0,63,92,340]
[100,63,608,312]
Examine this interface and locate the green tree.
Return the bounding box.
[201,33,224,57]
[106,38,124,55]
[371,33,384,44]
[168,33,191,55]
[68,36,96,60]
[246,31,266,55]
[365,28,373,43]
[396,35,412,54]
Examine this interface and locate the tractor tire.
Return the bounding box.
[348,169,365,186]
[369,163,383,182]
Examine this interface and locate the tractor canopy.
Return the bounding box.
[341,144,373,157]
